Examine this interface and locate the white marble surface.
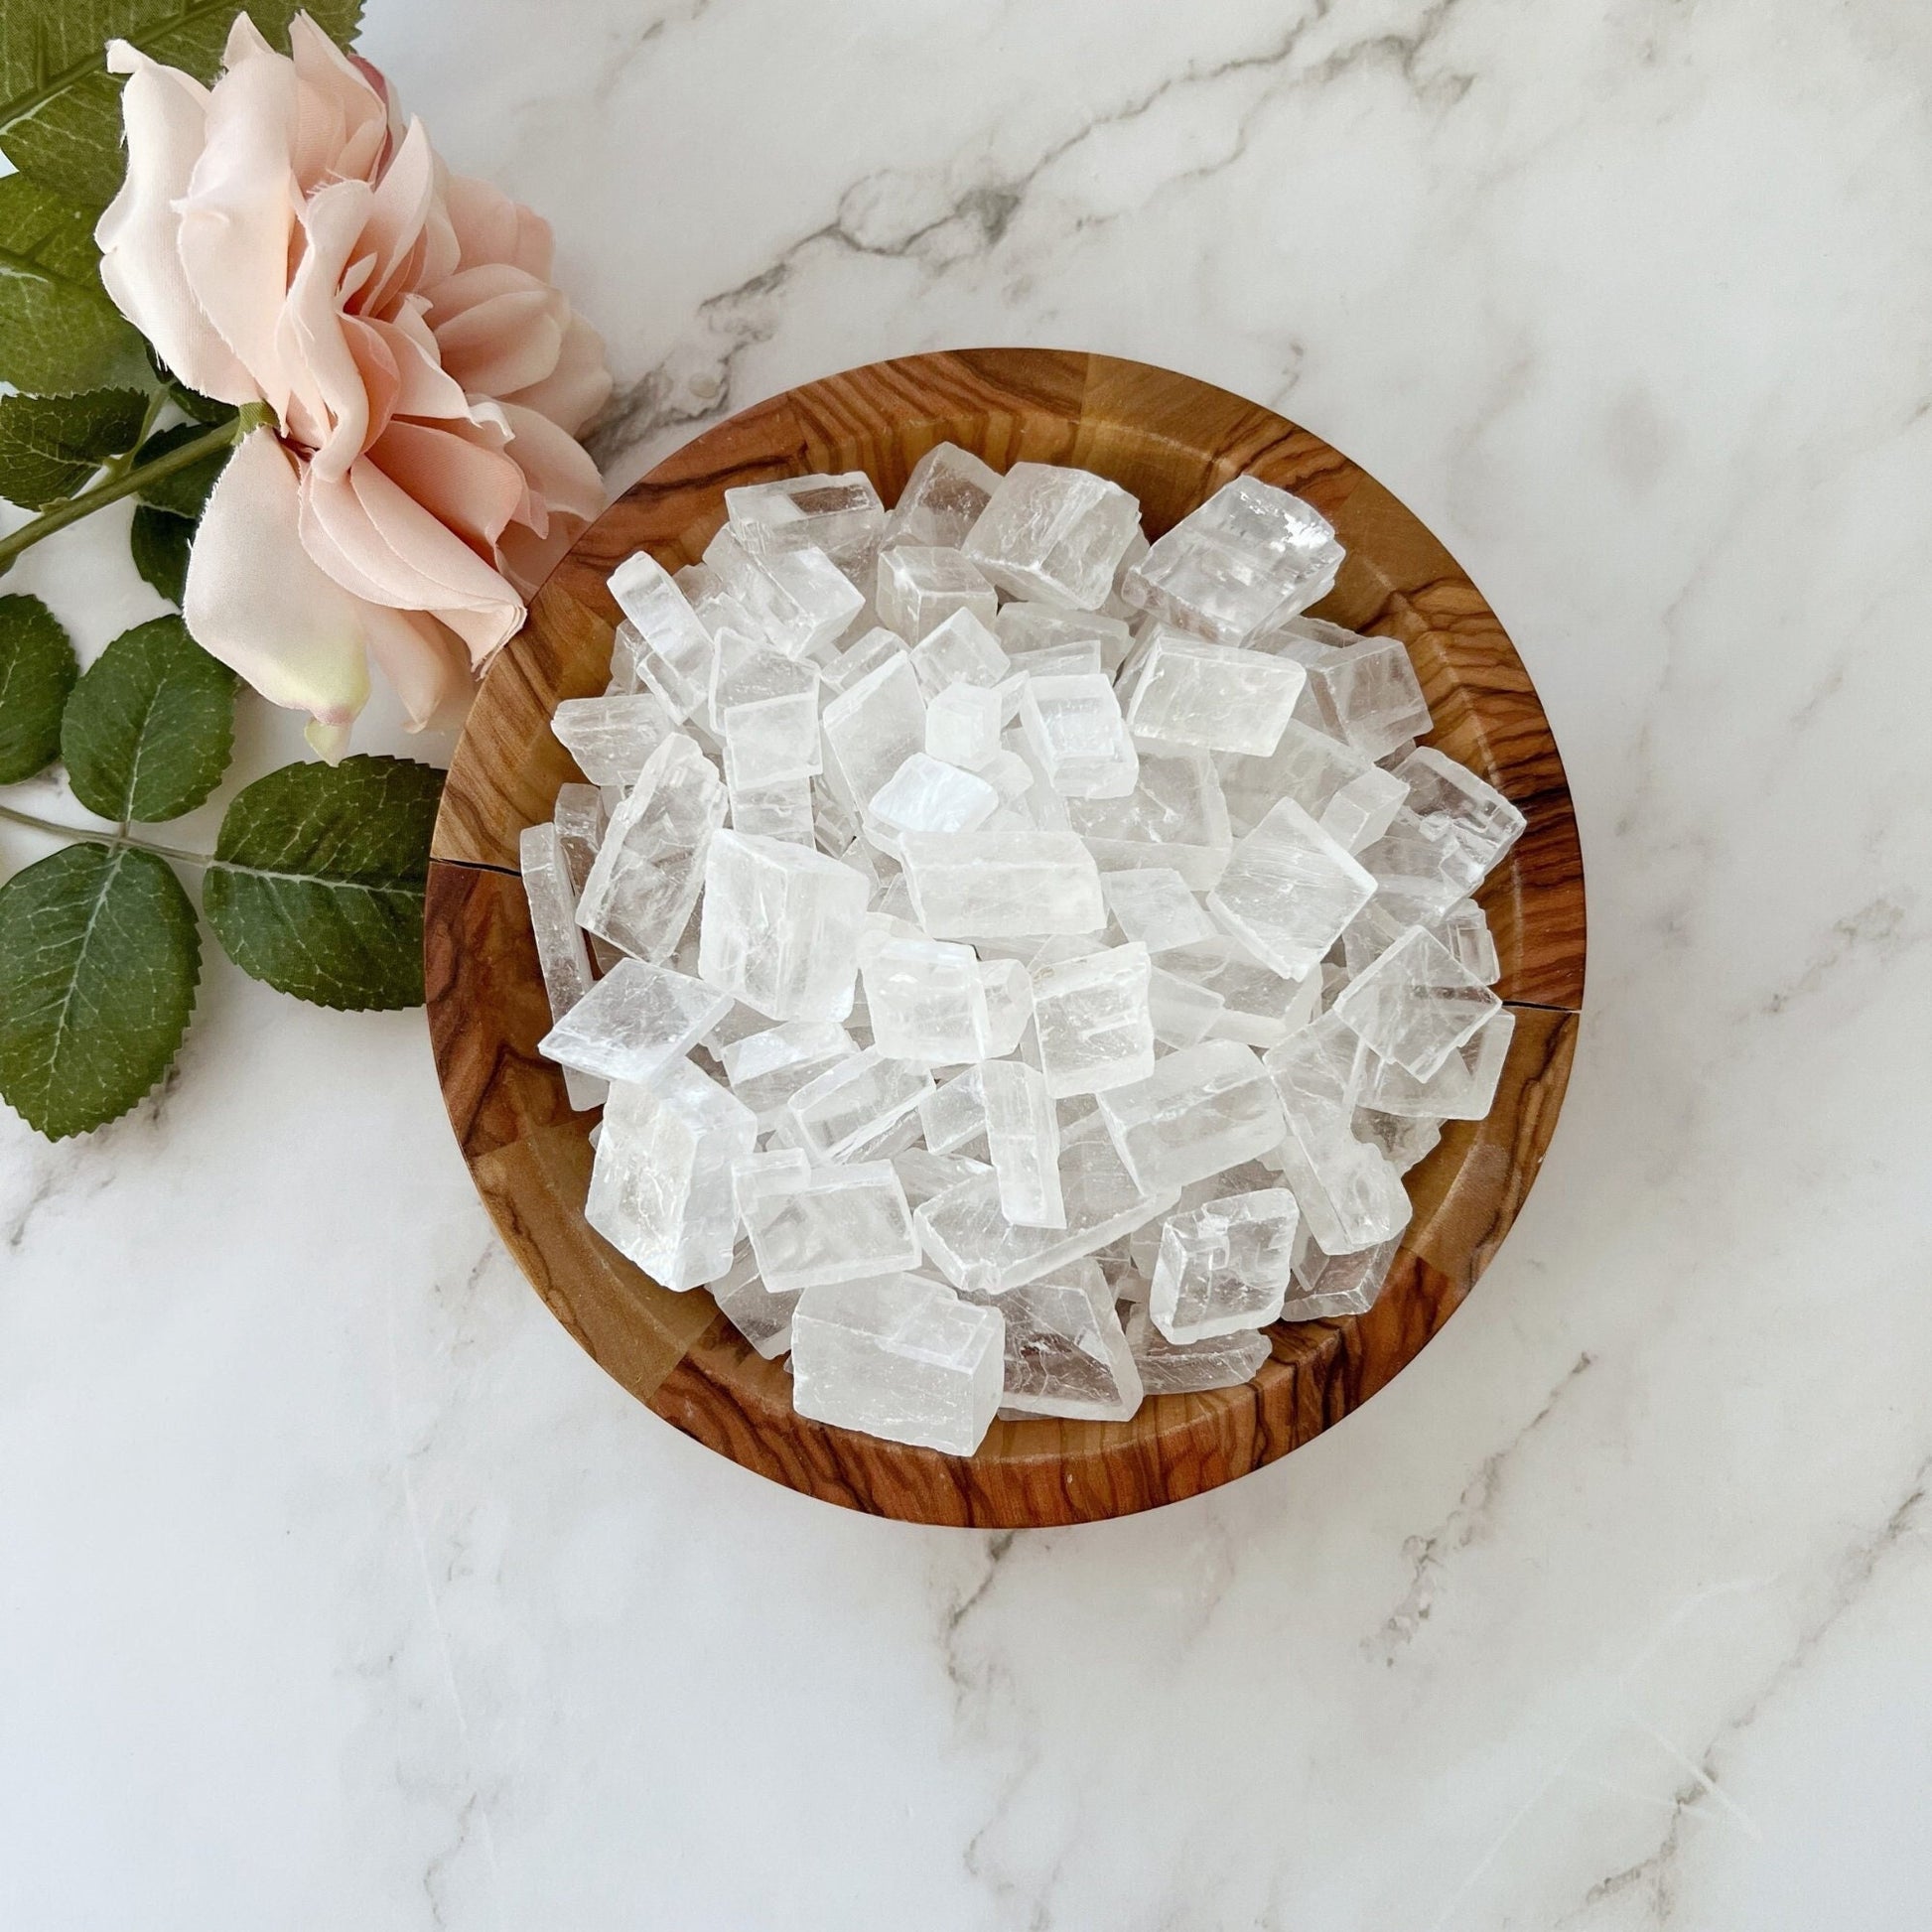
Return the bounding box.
[4,1,1931,1925]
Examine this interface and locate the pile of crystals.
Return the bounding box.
[520,449,1524,1455]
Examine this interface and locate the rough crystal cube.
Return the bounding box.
[970,1261,1142,1421]
[1360,1004,1516,1119]
[734,1155,920,1292]
[919,1064,988,1156]
[863,753,1000,856]
[784,1046,934,1162]
[1096,1039,1286,1191]
[1124,628,1308,757]
[908,607,1011,698]
[703,525,863,657]
[1284,1226,1400,1319]
[884,442,1002,550]
[721,685,821,789]
[1150,1187,1299,1341]
[577,734,726,963]
[551,692,675,785]
[609,551,719,720]
[725,472,883,579]
[1100,867,1218,953]
[1019,672,1139,799]
[876,546,998,641]
[899,829,1105,939]
[1206,797,1376,977]
[821,651,927,810]
[962,462,1141,609]
[1392,746,1526,876]
[1330,924,1501,1080]
[924,681,1005,768]
[1123,1303,1271,1392]
[858,927,989,1063]
[1028,942,1155,1098]
[1270,626,1432,760]
[1067,748,1232,891]
[980,1059,1065,1228]
[718,1020,857,1122]
[696,829,868,1022]
[537,956,732,1086]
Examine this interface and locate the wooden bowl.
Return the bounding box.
[425,348,1586,1528]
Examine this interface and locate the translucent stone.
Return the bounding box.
[1392,746,1526,876]
[1218,716,1375,838]
[981,1059,1065,1229]
[1067,748,1232,891]
[1121,476,1344,645]
[784,1046,934,1162]
[969,1261,1142,1422]
[997,602,1132,674]
[908,607,1011,697]
[790,1276,1005,1455]
[1435,897,1501,983]
[720,685,821,790]
[1355,1109,1443,1173]
[1099,867,1217,953]
[718,1020,857,1122]
[609,551,719,720]
[577,735,726,963]
[962,462,1141,609]
[1360,1004,1516,1119]
[1029,942,1156,1098]
[1008,638,1103,677]
[1356,810,1489,918]
[1331,924,1501,1080]
[729,773,814,843]
[1148,965,1225,1048]
[703,526,864,657]
[915,1128,1175,1296]
[733,1152,919,1292]
[673,561,759,644]
[924,681,1005,768]
[899,829,1105,939]
[1269,626,1432,761]
[862,753,1000,856]
[696,829,869,1022]
[1095,1039,1285,1191]
[822,626,906,697]
[706,1247,800,1357]
[999,726,1071,831]
[821,651,927,810]
[537,956,733,1086]
[1283,1226,1400,1319]
[858,927,988,1063]
[1123,627,1308,757]
[518,822,605,1111]
[725,471,884,580]
[876,546,998,641]
[709,632,818,725]
[1205,797,1376,977]
[884,442,1003,550]
[1123,1303,1272,1392]
[919,1065,988,1155]
[1150,1187,1299,1342]
[1320,766,1410,854]
[585,1061,757,1290]
[1019,672,1139,799]
[551,692,676,784]
[552,783,605,896]
[894,1148,993,1207]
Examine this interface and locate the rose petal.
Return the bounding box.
[504,312,612,439]
[368,418,526,553]
[289,13,388,189]
[425,264,568,397]
[444,171,554,279]
[276,177,376,469]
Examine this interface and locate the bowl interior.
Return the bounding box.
[425,348,1585,1528]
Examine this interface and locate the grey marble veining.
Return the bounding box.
[3,0,1931,1925]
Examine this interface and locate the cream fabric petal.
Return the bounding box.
[443,172,553,279]
[498,401,606,532]
[359,605,471,731]
[357,118,439,318]
[289,14,388,190]
[430,279,568,399]
[368,418,526,552]
[503,313,612,439]
[183,429,372,730]
[276,178,375,471]
[94,47,256,405]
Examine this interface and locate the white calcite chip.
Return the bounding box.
[552,783,604,895]
[980,1058,1065,1229]
[863,753,1000,856]
[1029,942,1156,1098]
[885,442,1003,550]
[537,957,732,1087]
[1330,924,1501,1080]
[899,829,1106,939]
[720,683,821,789]
[518,822,605,1113]
[725,471,884,578]
[1268,624,1432,761]
[908,607,1011,698]
[585,1061,758,1291]
[1357,1002,1516,1119]
[703,525,863,657]
[924,681,1006,768]
[1206,797,1376,977]
[1019,671,1139,799]
[1149,1187,1299,1342]
[1284,1225,1400,1319]
[876,545,998,641]
[551,692,676,785]
[962,462,1142,609]
[1355,810,1489,918]
[729,773,815,844]
[577,734,726,963]
[697,829,869,1022]
[784,1047,934,1163]
[918,1064,989,1155]
[733,1150,920,1292]
[858,927,991,1063]
[1099,867,1218,953]
[1124,627,1308,757]
[972,1261,1143,1422]
[998,602,1132,673]
[707,1248,801,1358]
[821,651,927,811]
[609,551,719,720]
[1067,747,1232,891]
[718,1020,857,1122]
[790,1276,1005,1455]
[1391,746,1526,875]
[1123,1302,1272,1392]
[1096,1039,1286,1191]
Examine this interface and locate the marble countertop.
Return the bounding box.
[4,1,1929,1925]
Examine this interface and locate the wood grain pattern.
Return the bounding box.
[426,348,1587,1527]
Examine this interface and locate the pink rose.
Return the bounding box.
[95,13,611,756]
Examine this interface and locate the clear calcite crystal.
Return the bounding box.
[1067,747,1232,891]
[1434,897,1501,983]
[1122,476,1344,644]
[703,525,863,656]
[895,1148,993,1206]
[790,1276,1005,1455]
[721,686,821,789]
[537,956,732,1086]
[1100,867,1218,953]
[1392,746,1526,874]
[697,829,869,1022]
[1361,1004,1516,1119]
[1096,1039,1286,1190]
[552,783,605,895]
[1220,717,1390,841]
[962,462,1142,609]
[730,774,814,843]
[578,735,726,963]
[858,927,989,1063]
[1206,797,1377,977]
[1149,965,1226,1048]
[1150,1187,1300,1342]
[1029,942,1156,1098]
[863,753,1000,855]
[518,822,604,1112]
[1320,767,1411,854]
[719,1020,856,1121]
[609,552,720,720]
[1284,1226,1400,1319]
[924,681,1006,768]
[1356,1107,1443,1173]
[822,626,906,696]
[821,652,927,810]
[885,442,1003,550]
[899,829,1105,938]
[1330,924,1501,1080]
[908,607,1011,698]
[1270,626,1432,761]
[980,1059,1065,1228]
[970,1261,1143,1421]
[876,546,998,641]
[784,1046,934,1162]
[1019,672,1139,799]
[725,472,884,578]
[998,602,1132,673]
[919,1064,988,1155]
[551,693,675,784]
[1356,810,1489,918]
[915,1129,1174,1297]
[1123,1303,1272,1392]
[585,1061,758,1291]
[733,1154,920,1292]
[1124,628,1308,757]
[707,1248,801,1357]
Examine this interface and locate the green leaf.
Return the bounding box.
[61,614,235,822]
[0,0,367,208]
[0,173,147,393]
[205,755,443,1010]
[145,344,236,425]
[132,419,232,516]
[0,385,147,509]
[0,841,199,1140]
[0,591,78,780]
[129,503,194,605]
